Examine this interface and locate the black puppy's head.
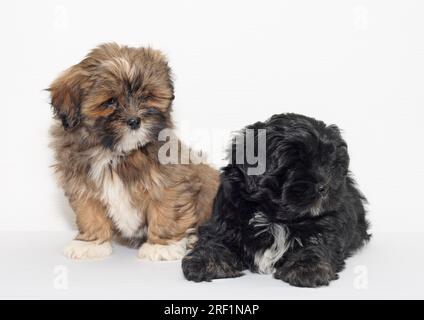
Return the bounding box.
[231,113,350,220]
[277,116,349,219]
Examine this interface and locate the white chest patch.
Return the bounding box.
[89,150,143,238]
[249,212,292,274]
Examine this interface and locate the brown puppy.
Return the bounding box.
[49,43,219,260]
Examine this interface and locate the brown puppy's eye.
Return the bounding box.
[140,95,152,103]
[102,97,117,108]
[144,107,159,116]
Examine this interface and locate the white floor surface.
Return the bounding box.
[0,231,422,299]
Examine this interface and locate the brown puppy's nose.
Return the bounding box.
[127,117,141,130]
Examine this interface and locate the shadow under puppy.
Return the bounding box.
[49,43,219,260]
[182,113,370,287]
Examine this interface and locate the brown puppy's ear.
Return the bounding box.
[48,65,90,130]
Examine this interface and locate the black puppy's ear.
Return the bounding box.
[48,64,90,130]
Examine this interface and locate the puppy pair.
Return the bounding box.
[49,43,219,260]
[182,113,370,287]
[50,44,370,287]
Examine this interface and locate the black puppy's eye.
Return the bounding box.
[102,97,117,108]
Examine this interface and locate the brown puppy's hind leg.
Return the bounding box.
[138,199,195,261]
[138,165,219,261]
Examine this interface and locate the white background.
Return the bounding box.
[0,0,423,299]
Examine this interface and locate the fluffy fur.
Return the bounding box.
[49,43,219,260]
[182,113,370,287]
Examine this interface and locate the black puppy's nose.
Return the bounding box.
[317,184,328,195]
[127,117,141,130]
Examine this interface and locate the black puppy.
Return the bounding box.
[182,113,370,287]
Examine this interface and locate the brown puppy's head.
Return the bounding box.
[49,43,174,153]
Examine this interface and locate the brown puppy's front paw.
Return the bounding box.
[274,261,338,288]
[138,238,188,261]
[63,240,112,260]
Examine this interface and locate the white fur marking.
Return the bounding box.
[255,224,289,274]
[101,172,143,238]
[115,127,150,154]
[310,198,323,216]
[250,212,292,274]
[138,238,188,261]
[63,240,112,260]
[89,150,143,238]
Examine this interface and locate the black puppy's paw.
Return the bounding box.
[182,253,213,282]
[182,247,244,282]
[275,261,338,288]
